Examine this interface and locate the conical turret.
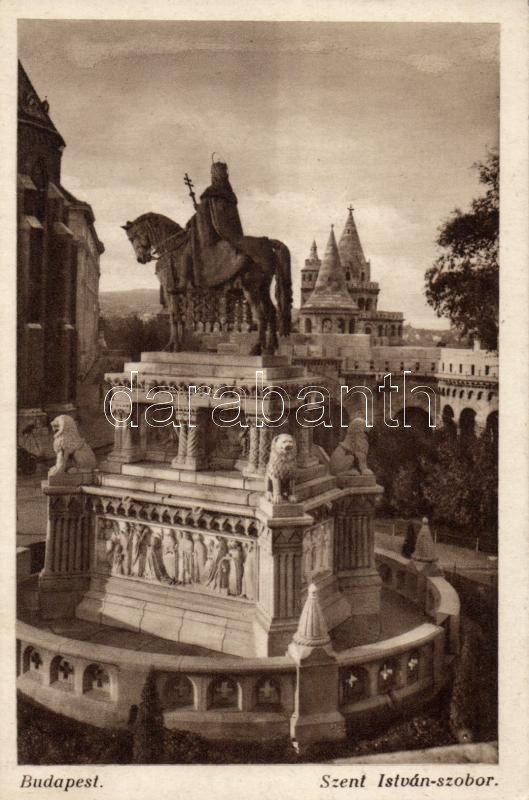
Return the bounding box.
[338,206,368,280]
[412,517,438,563]
[293,583,331,648]
[303,226,354,309]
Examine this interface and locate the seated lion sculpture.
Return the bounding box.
[48,415,97,476]
[265,433,298,504]
[329,416,371,476]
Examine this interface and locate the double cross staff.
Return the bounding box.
[184,173,198,210]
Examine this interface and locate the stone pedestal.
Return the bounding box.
[288,585,346,747]
[38,483,93,618]
[254,503,311,656]
[331,476,383,645]
[36,351,386,659]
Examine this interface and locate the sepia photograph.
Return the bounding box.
[3,2,528,797]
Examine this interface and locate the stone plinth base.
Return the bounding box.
[76,576,258,658]
[46,470,95,488]
[335,570,382,646]
[253,610,299,657]
[34,574,90,620]
[306,573,354,637]
[288,644,346,746]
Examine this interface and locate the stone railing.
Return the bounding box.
[17,619,296,735]
[17,545,459,739]
[336,622,443,722]
[375,547,460,655]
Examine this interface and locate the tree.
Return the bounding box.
[133,669,165,764]
[425,150,499,351]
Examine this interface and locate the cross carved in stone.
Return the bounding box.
[407,656,419,672]
[258,680,277,702]
[58,660,74,681]
[94,666,109,689]
[346,672,358,688]
[173,678,190,699]
[217,680,234,699]
[30,651,42,670]
[379,664,393,682]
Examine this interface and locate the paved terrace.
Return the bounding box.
[19,586,427,657]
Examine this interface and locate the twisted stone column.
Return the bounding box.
[258,426,273,474]
[246,418,260,473]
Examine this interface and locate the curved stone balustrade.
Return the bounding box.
[17,543,458,740]
[375,547,460,655]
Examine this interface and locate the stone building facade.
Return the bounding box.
[299,208,404,344]
[17,62,104,455]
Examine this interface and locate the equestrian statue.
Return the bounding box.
[122,158,292,355]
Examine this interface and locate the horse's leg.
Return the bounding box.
[262,284,278,355]
[164,294,180,352]
[240,269,266,356]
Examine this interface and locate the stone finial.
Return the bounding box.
[412,517,438,562]
[293,583,331,648]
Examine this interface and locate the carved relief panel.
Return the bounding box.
[302,519,333,584]
[95,517,258,602]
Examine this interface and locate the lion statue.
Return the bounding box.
[49,415,97,477]
[329,416,371,476]
[265,433,298,504]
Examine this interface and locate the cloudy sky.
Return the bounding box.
[18,20,498,327]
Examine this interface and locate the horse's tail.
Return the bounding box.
[270,240,292,337]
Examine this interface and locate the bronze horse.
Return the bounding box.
[122,212,292,355]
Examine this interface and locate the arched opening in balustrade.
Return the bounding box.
[50,656,74,691]
[406,650,421,684]
[304,317,312,334]
[365,325,372,334]
[377,659,399,693]
[358,298,365,311]
[365,299,372,311]
[348,319,355,333]
[322,318,332,333]
[23,645,43,677]
[340,666,368,705]
[83,664,111,699]
[254,677,282,711]
[159,674,195,710]
[207,676,240,710]
[378,325,383,337]
[337,318,345,333]
[459,407,476,444]
[390,325,396,337]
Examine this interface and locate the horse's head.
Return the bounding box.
[122,217,154,264]
[122,213,185,264]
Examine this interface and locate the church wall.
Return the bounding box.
[17,62,104,458]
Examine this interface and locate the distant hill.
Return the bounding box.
[100,289,162,317]
[402,324,469,348]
